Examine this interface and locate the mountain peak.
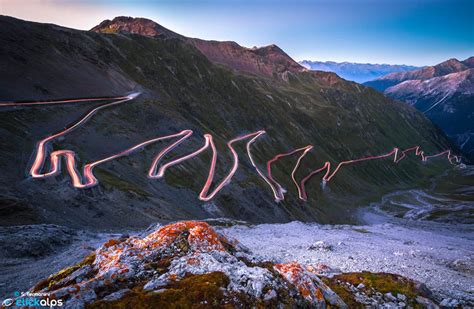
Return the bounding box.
[462,56,474,68]
[252,44,293,58]
[443,58,460,63]
[435,58,466,74]
[91,16,181,38]
[91,16,306,78]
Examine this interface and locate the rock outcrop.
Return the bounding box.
[91,16,182,39]
[29,221,343,307]
[28,221,438,308]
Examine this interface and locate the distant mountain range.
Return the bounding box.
[299,60,420,83]
[364,57,474,161]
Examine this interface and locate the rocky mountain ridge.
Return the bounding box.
[91,16,306,78]
[364,57,474,91]
[364,57,474,161]
[385,68,474,104]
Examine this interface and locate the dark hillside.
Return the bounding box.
[0,16,453,229]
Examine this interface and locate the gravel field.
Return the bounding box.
[220,211,474,305]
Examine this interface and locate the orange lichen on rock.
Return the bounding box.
[143,221,191,248]
[93,221,229,281]
[274,262,325,306]
[143,221,226,252]
[306,263,332,275]
[187,222,226,252]
[29,221,347,308]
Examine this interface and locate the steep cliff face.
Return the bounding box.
[0,16,454,228]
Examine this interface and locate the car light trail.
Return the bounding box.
[148,130,271,201]
[0,93,461,203]
[266,146,313,201]
[296,147,461,201]
[0,96,129,107]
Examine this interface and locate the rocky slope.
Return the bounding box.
[92,16,306,78]
[299,60,420,83]
[24,221,439,308]
[365,58,474,161]
[0,16,454,228]
[91,16,182,39]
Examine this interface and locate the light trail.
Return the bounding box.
[148,130,271,201]
[265,146,313,201]
[0,96,128,107]
[28,92,140,187]
[0,93,461,203]
[287,146,461,201]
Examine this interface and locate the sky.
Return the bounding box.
[1,0,473,66]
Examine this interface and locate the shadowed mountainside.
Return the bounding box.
[364,57,474,161]
[0,15,455,229]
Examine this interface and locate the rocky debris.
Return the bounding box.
[0,224,77,258]
[223,218,474,305]
[29,221,347,308]
[274,262,347,308]
[446,257,474,275]
[322,271,438,308]
[202,218,252,228]
[306,263,339,276]
[440,298,460,308]
[101,288,130,302]
[308,240,333,251]
[385,292,398,301]
[27,221,446,308]
[416,296,439,308]
[397,293,407,301]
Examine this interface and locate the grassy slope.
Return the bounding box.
[0,16,453,227]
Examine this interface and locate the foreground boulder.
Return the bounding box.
[29,221,436,308]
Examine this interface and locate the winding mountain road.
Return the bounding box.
[0,93,461,202]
